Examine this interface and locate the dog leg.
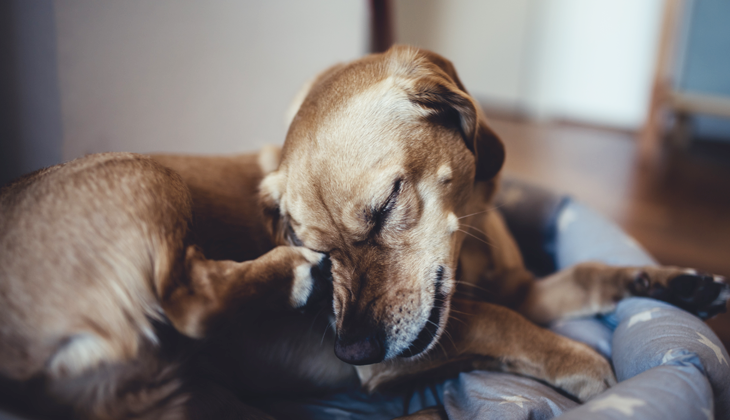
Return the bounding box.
[40,244,322,419]
[360,299,615,402]
[162,245,331,338]
[519,262,729,325]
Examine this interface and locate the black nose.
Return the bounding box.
[334,331,385,365]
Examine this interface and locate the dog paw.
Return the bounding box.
[289,248,333,310]
[630,269,729,319]
[553,341,616,402]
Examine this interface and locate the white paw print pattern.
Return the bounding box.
[498,395,529,409]
[589,393,646,416]
[697,332,728,366]
[626,308,661,328]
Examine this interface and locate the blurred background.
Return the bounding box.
[1,0,729,341]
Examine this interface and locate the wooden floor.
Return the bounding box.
[486,115,730,348]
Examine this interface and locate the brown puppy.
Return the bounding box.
[1,45,727,419]
[253,45,728,401]
[0,152,330,419]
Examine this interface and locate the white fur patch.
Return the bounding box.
[289,249,323,308]
[335,76,429,142]
[447,212,459,233]
[47,333,116,378]
[291,264,314,308]
[437,164,453,183]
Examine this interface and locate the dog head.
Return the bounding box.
[260,46,504,365]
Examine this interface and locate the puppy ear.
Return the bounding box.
[403,49,505,181]
[470,116,506,181]
[258,171,287,244]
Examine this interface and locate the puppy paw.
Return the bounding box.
[630,269,728,319]
[553,341,616,402]
[289,248,333,310]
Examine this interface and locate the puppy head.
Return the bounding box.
[260,46,504,365]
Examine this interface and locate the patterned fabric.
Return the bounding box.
[442,371,577,419]
[554,298,720,420]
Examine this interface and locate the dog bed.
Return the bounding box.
[261,176,730,420]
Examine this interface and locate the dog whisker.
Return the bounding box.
[459,223,490,239]
[456,203,505,221]
[457,209,490,220]
[447,309,473,317]
[306,304,327,335]
[457,229,495,248]
[440,329,456,348]
[320,319,336,346]
[446,313,467,326]
[429,325,450,358]
[451,280,495,294]
[435,340,448,358]
[428,319,456,351]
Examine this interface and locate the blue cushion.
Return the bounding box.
[443,371,577,420]
[557,363,713,420]
[608,298,729,419]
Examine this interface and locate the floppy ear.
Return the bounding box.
[404,49,505,181]
[471,116,506,181]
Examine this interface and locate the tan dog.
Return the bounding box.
[0,45,727,419]
[248,45,728,402]
[0,152,332,419]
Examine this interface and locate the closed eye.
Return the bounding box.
[371,178,402,233]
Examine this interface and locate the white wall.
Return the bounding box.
[54,1,367,160]
[9,0,665,173]
[526,0,664,128]
[394,0,532,112]
[394,0,664,130]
